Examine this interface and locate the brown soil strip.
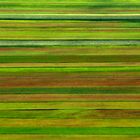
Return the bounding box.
[0,94,139,101]
[0,76,139,87]
[85,109,140,119]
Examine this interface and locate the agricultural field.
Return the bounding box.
[0,0,139,140]
[0,0,140,14]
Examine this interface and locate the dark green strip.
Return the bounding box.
[0,55,139,63]
[0,87,139,94]
[0,127,139,135]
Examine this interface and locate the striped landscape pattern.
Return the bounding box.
[0,0,140,139]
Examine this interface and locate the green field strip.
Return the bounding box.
[0,135,139,140]
[0,71,139,77]
[0,87,139,94]
[0,28,139,40]
[0,47,140,56]
[0,55,139,63]
[0,47,140,57]
[0,28,139,38]
[0,119,140,127]
[0,102,139,110]
[0,2,139,14]
[0,20,139,28]
[0,14,139,21]
[0,40,139,46]
[0,27,138,31]
[0,63,140,67]
[0,66,139,73]
[0,109,139,119]
[0,0,139,3]
[0,127,139,135]
[0,2,139,8]
[0,44,140,48]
